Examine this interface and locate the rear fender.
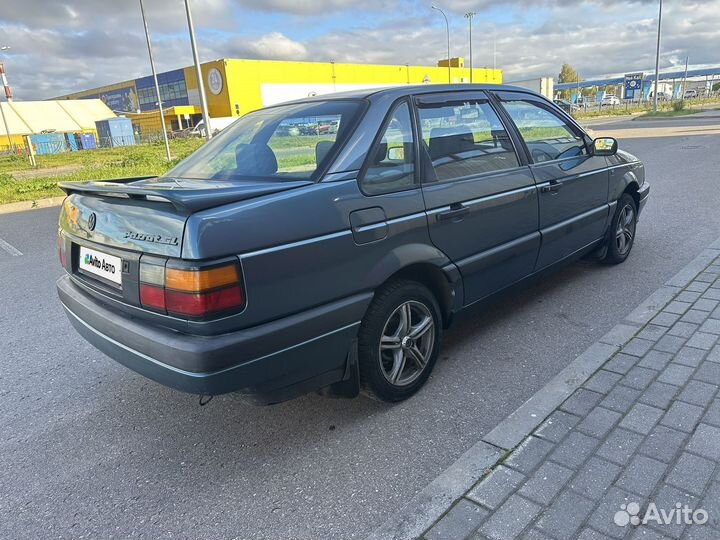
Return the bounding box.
[363,242,463,314]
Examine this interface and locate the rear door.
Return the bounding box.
[493,91,610,270]
[415,91,540,305]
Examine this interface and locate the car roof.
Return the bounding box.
[276,84,544,105]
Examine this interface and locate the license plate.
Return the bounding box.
[78,246,122,286]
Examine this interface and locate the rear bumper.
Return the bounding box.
[57,274,371,403]
[637,181,650,217]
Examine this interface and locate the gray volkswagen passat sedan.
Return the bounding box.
[57,85,649,404]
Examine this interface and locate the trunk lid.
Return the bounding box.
[60,176,313,213]
[59,175,313,257]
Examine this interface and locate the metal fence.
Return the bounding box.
[0,131,171,156]
[571,94,720,117]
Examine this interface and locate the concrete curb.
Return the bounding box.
[365,442,505,540]
[631,111,720,121]
[366,242,720,540]
[0,196,64,215]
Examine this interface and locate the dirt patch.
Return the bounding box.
[11,164,84,180]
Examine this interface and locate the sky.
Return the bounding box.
[0,0,718,100]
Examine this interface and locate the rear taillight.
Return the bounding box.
[57,231,67,268]
[139,259,245,318]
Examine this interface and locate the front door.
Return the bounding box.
[493,91,610,270]
[416,91,540,305]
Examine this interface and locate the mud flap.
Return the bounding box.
[318,338,360,399]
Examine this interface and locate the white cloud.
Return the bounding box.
[247,32,308,60]
[236,0,386,15]
[0,0,718,100]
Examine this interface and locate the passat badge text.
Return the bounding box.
[84,253,117,275]
[123,231,179,246]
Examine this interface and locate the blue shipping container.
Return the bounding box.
[79,132,97,150]
[30,133,68,155]
[65,133,79,152]
[95,117,136,148]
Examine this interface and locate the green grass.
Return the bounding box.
[268,134,334,149]
[635,108,704,119]
[574,99,720,120]
[574,108,640,119]
[0,139,204,204]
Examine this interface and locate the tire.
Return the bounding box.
[358,280,442,402]
[602,193,638,264]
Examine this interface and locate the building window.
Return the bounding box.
[137,79,188,107]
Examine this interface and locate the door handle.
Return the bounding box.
[540,181,563,194]
[437,204,470,222]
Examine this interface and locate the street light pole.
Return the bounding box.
[432,5,451,84]
[493,26,497,71]
[139,0,171,161]
[0,46,13,153]
[184,0,212,141]
[652,0,663,113]
[0,45,15,154]
[464,12,475,83]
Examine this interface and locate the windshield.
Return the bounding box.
[164,100,363,182]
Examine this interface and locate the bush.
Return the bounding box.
[672,100,685,112]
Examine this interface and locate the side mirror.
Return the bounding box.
[592,137,618,156]
[387,147,405,161]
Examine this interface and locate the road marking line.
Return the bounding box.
[0,238,23,256]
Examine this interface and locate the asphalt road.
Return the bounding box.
[1,115,720,540]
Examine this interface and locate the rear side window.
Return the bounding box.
[267,115,342,175]
[164,100,361,182]
[417,98,519,182]
[499,99,587,163]
[360,101,416,195]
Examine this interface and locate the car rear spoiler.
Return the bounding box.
[59,177,313,213]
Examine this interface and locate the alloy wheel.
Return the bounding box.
[615,204,636,256]
[378,300,435,387]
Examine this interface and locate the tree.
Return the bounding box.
[558,63,581,84]
[713,81,720,93]
[558,63,581,100]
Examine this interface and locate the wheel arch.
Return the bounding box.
[623,181,641,209]
[379,262,458,328]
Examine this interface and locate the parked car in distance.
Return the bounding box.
[168,127,195,140]
[601,95,620,106]
[56,84,650,404]
[553,98,578,114]
[649,91,670,102]
[683,89,699,99]
[190,117,238,137]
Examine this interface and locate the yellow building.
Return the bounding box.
[55,58,502,136]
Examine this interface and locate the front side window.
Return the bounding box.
[499,99,587,163]
[417,98,519,182]
[164,100,362,182]
[360,101,416,195]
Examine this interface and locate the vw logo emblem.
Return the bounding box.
[87,212,97,231]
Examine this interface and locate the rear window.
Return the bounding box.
[164,100,363,182]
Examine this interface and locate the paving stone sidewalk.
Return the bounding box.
[420,252,720,540]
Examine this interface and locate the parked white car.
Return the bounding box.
[190,117,238,137]
[601,95,620,106]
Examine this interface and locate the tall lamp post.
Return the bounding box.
[184,0,212,141]
[652,0,663,113]
[139,0,172,162]
[464,12,475,83]
[0,46,13,152]
[431,5,451,83]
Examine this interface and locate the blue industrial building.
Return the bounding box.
[555,66,720,102]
